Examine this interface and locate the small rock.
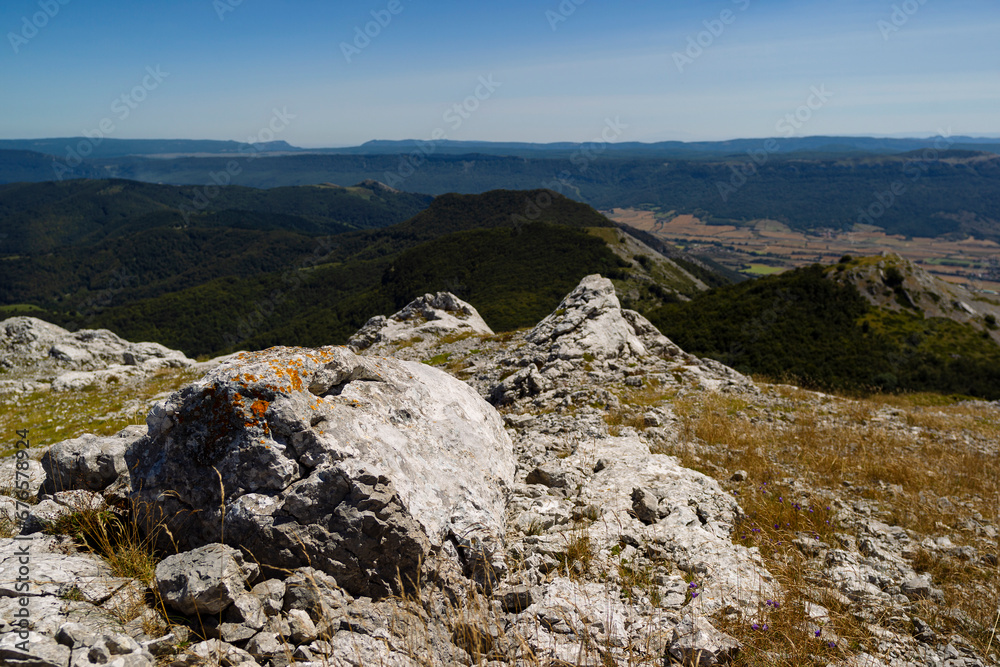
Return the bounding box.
[41,426,144,494]
[525,463,571,488]
[156,544,255,616]
[142,631,187,657]
[175,639,260,666]
[631,487,659,525]
[901,575,934,601]
[667,616,740,666]
[225,592,267,630]
[286,608,318,644]
[250,579,286,617]
[1,631,71,667]
[244,632,288,665]
[500,586,536,613]
[912,617,937,644]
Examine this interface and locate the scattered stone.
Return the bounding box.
[286,608,318,644]
[901,575,934,601]
[0,455,44,500]
[155,544,256,616]
[667,616,740,666]
[525,462,573,488]
[499,585,536,613]
[0,630,72,667]
[173,639,261,666]
[631,486,659,525]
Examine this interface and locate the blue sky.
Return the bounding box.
[1,0,997,146]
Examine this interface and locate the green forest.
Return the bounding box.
[647,264,1000,398]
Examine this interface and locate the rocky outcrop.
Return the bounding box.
[348,292,493,353]
[127,344,514,598]
[525,274,651,359]
[0,317,196,391]
[832,253,1000,343]
[484,275,753,407]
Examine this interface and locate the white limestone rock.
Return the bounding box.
[348,292,493,352]
[526,274,648,360]
[127,344,515,599]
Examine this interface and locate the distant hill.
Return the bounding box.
[0,139,299,159]
[53,151,998,241]
[646,255,1000,398]
[1,186,732,356]
[0,149,102,183]
[0,179,432,321]
[4,137,1000,241]
[321,136,1000,159]
[0,178,432,254]
[7,135,1000,163]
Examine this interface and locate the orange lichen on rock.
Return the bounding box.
[251,399,269,418]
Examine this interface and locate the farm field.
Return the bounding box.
[609,208,1000,292]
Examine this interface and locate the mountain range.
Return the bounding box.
[3,140,998,241]
[4,135,999,160]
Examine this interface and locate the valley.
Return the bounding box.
[610,208,1000,293]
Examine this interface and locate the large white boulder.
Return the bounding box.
[127,345,515,598]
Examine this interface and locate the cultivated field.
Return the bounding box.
[609,208,1000,292]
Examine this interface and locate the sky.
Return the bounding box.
[0,0,997,147]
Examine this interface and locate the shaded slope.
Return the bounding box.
[647,261,1000,398]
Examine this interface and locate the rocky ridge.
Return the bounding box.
[0,277,996,666]
[831,254,1000,342]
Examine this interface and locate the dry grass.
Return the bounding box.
[663,387,1000,664]
[42,494,166,587]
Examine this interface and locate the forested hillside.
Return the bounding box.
[648,263,1000,398]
